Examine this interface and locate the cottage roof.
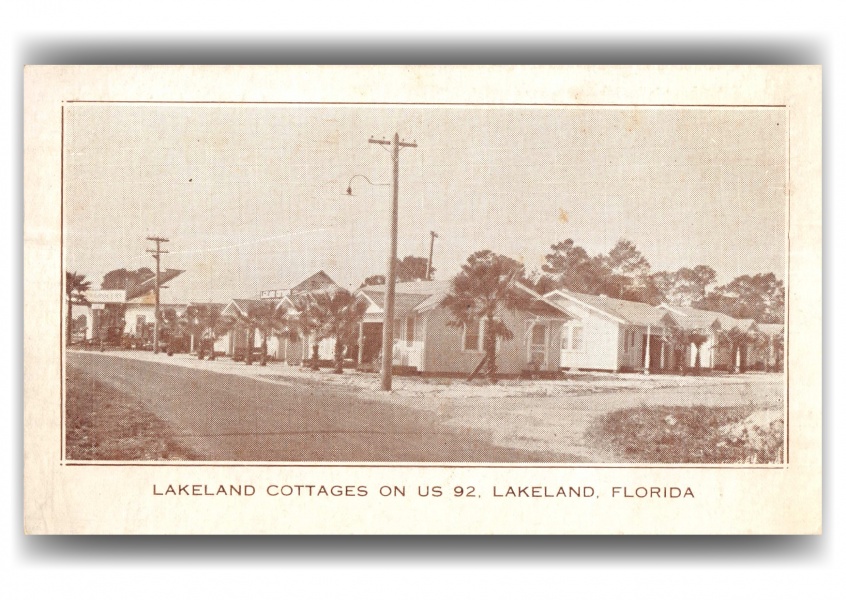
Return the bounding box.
[732,318,757,332]
[361,280,452,297]
[125,269,185,301]
[259,269,340,299]
[359,281,450,317]
[221,298,277,318]
[510,282,573,318]
[360,295,432,319]
[185,301,226,311]
[660,305,723,331]
[756,323,785,337]
[547,290,668,327]
[359,280,570,319]
[661,304,756,332]
[124,290,190,307]
[412,280,570,318]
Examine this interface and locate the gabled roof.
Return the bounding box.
[358,281,450,318]
[731,318,757,333]
[259,269,340,299]
[660,305,723,331]
[125,269,185,301]
[185,301,226,311]
[510,281,574,319]
[546,289,668,327]
[274,295,301,313]
[361,280,452,297]
[124,290,190,307]
[756,323,785,337]
[221,298,277,319]
[378,281,453,315]
[358,280,572,320]
[661,304,756,332]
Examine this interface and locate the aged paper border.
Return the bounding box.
[24,65,821,534]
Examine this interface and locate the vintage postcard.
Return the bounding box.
[23,65,821,534]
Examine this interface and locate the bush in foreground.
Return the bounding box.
[590,404,784,464]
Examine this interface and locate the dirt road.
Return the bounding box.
[67,351,782,462]
[66,352,583,462]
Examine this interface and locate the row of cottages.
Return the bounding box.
[355,280,574,376]
[207,269,783,375]
[216,270,340,363]
[658,304,760,371]
[543,290,781,373]
[542,290,681,373]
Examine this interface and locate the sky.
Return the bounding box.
[63,103,787,302]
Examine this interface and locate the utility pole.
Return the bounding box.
[426,230,438,280]
[146,236,169,354]
[369,133,417,391]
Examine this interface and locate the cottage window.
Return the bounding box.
[561,324,585,352]
[531,323,546,346]
[406,316,415,346]
[393,318,401,340]
[529,323,547,366]
[623,328,629,353]
[136,315,146,334]
[463,320,481,352]
[571,326,584,351]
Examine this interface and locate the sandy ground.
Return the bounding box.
[69,349,783,462]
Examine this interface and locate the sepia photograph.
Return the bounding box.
[62,102,787,465]
[23,65,821,534]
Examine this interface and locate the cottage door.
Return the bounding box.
[529,323,547,370]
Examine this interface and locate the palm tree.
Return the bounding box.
[185,304,225,360]
[688,330,710,373]
[65,271,91,346]
[663,325,690,375]
[303,289,368,374]
[663,326,710,374]
[159,307,183,355]
[231,301,278,366]
[722,326,759,373]
[290,295,322,370]
[253,303,291,367]
[771,330,785,372]
[269,303,302,365]
[721,327,755,373]
[440,250,526,382]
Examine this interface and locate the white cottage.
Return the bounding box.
[543,290,680,373]
[217,271,342,364]
[660,304,760,371]
[356,280,573,376]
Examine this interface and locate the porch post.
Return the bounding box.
[768,335,775,372]
[660,338,665,370]
[644,325,651,375]
[357,321,364,365]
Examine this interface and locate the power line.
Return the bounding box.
[368,134,417,392]
[146,236,169,355]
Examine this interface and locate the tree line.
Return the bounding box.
[530,238,784,324]
[437,245,784,381]
[362,239,784,325]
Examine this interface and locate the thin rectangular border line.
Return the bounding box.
[60,100,791,470]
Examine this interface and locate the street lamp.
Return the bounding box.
[347,133,417,391]
[345,174,388,197]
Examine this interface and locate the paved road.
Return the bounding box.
[67,352,582,462]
